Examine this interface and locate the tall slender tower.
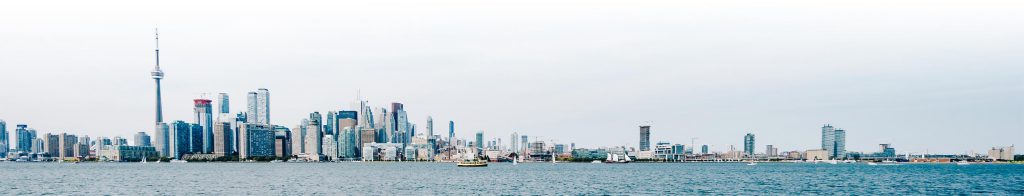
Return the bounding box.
[152,29,165,125]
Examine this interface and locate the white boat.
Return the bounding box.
[513,158,518,166]
[591,160,602,163]
[827,160,839,164]
[746,162,757,166]
[867,162,878,166]
[843,160,856,163]
[604,153,631,163]
[956,161,970,165]
[170,160,188,163]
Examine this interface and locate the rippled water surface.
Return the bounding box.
[2,162,1022,195]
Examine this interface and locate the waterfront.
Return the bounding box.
[2,162,1022,195]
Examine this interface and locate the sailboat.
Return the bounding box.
[604,153,630,163]
[513,157,518,165]
[551,153,557,164]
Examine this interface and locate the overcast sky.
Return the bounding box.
[1,0,1021,154]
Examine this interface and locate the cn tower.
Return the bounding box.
[152,29,164,124]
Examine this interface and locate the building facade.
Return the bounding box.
[639,125,651,151]
[743,133,755,156]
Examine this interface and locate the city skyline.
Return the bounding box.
[1,0,1022,154]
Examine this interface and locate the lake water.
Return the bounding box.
[2,162,1022,195]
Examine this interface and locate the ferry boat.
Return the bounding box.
[457,160,488,167]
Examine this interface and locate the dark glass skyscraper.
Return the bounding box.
[639,125,651,151]
[16,124,35,152]
[744,133,755,156]
[448,121,454,143]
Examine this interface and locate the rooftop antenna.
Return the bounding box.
[155,28,160,69]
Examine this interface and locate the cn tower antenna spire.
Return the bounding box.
[155,28,160,69]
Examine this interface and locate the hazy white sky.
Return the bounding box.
[1,0,1021,154]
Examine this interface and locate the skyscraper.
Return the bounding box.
[325,111,337,136]
[639,125,651,151]
[218,93,229,114]
[194,99,213,153]
[170,120,192,159]
[246,92,258,124]
[16,124,36,152]
[306,112,323,156]
[475,131,484,153]
[510,132,519,153]
[834,128,846,159]
[448,121,455,143]
[134,132,152,147]
[213,121,234,156]
[821,124,847,159]
[426,116,433,139]
[521,135,529,153]
[744,133,755,156]
[0,120,6,158]
[701,145,709,154]
[256,88,270,124]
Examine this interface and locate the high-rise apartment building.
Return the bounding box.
[291,122,307,155]
[246,92,258,124]
[213,121,235,156]
[510,132,519,153]
[306,112,323,156]
[426,116,433,139]
[744,133,755,156]
[821,124,847,159]
[16,124,36,152]
[256,88,270,124]
[639,125,651,151]
[239,123,275,159]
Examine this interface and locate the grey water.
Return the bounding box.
[1,162,1022,195]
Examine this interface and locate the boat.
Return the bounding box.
[170,160,188,163]
[867,162,878,166]
[956,160,970,165]
[591,160,602,163]
[270,160,283,163]
[604,153,631,163]
[513,158,518,166]
[746,162,757,166]
[457,159,488,167]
